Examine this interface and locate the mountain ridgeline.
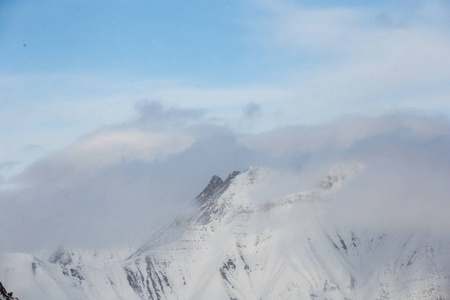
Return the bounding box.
[1,163,449,299]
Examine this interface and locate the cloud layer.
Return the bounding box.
[1,107,449,252]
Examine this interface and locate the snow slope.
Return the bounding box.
[1,163,450,299]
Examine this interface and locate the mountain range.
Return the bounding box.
[1,163,449,299]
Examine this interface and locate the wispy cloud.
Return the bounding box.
[18,130,195,181]
[240,114,450,156]
[134,100,206,130]
[249,0,450,122]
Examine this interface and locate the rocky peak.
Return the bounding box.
[194,170,241,225]
[195,171,240,205]
[0,282,19,300]
[223,171,240,186]
[195,175,224,205]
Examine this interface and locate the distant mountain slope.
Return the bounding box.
[1,163,449,299]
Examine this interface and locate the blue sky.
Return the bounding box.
[1,0,450,177]
[1,0,450,250]
[1,0,264,83]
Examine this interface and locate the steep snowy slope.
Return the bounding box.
[1,163,449,299]
[122,164,450,299]
[0,246,141,300]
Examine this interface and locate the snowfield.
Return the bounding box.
[1,163,449,299]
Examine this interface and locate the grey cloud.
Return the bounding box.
[0,160,19,170]
[0,161,20,182]
[134,100,206,130]
[22,144,42,153]
[240,114,450,157]
[0,132,258,252]
[1,113,450,252]
[243,102,262,119]
[238,113,450,234]
[236,102,263,132]
[328,133,450,234]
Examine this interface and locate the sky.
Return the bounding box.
[1,0,450,251]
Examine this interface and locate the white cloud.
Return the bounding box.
[15,129,196,184]
[239,114,450,156]
[256,1,368,53]
[0,73,295,177]
[249,0,450,123]
[62,130,195,172]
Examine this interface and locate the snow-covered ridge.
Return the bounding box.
[1,162,449,299]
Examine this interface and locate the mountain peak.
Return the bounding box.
[2,163,449,300]
[224,170,240,183]
[194,170,240,225]
[195,171,240,205]
[195,175,223,205]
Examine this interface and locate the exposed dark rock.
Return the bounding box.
[195,171,240,205]
[338,234,348,252]
[0,281,19,300]
[223,171,240,187]
[31,262,37,275]
[125,268,144,298]
[195,171,240,225]
[70,268,85,281]
[49,247,73,266]
[195,175,224,205]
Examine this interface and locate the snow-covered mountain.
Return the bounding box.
[1,163,449,299]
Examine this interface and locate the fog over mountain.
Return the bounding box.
[1,0,450,298]
[1,136,449,299]
[1,106,449,252]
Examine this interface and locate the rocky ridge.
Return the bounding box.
[0,282,18,300]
